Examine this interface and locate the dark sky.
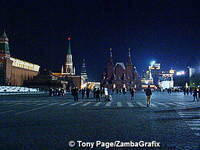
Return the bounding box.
[1,0,200,81]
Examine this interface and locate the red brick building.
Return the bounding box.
[101,48,137,90]
[0,31,40,86]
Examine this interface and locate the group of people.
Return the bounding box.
[181,87,200,102]
[81,88,91,99]
[145,86,200,107]
[71,87,103,102]
[49,88,65,96]
[71,86,151,107]
[183,88,194,95]
[49,85,199,106]
[192,88,200,102]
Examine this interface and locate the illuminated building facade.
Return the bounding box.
[101,48,137,90]
[52,37,84,89]
[0,31,40,86]
[81,59,88,81]
[141,70,154,88]
[61,37,75,75]
[158,69,175,89]
[149,63,161,86]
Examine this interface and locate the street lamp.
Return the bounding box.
[150,60,156,66]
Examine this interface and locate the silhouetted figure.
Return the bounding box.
[130,88,135,100]
[122,88,126,95]
[81,88,85,99]
[112,89,115,94]
[86,88,90,99]
[100,89,104,98]
[56,88,59,96]
[95,88,101,101]
[93,88,97,98]
[186,88,189,95]
[119,89,122,94]
[49,88,53,96]
[198,89,200,100]
[183,88,186,95]
[57,88,61,96]
[145,85,152,107]
[60,89,65,96]
[72,87,79,101]
[53,88,57,96]
[193,88,198,102]
[190,88,193,95]
[116,89,119,94]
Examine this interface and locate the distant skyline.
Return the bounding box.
[1,0,200,81]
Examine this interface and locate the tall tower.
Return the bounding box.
[0,30,10,58]
[0,30,12,85]
[81,59,88,81]
[127,48,132,65]
[106,48,114,79]
[62,37,75,75]
[126,48,136,87]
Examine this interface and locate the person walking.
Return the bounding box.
[183,88,186,95]
[72,87,79,101]
[49,88,53,96]
[61,89,65,96]
[167,88,170,94]
[122,88,126,95]
[86,88,90,99]
[169,88,172,94]
[116,89,119,94]
[95,88,101,101]
[81,88,85,99]
[100,88,104,98]
[198,88,200,101]
[145,85,152,107]
[186,88,189,95]
[193,88,198,102]
[130,88,135,100]
[93,88,97,98]
[190,88,193,95]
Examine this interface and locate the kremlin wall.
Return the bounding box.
[0,31,40,86]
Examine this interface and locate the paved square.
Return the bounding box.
[0,91,199,150]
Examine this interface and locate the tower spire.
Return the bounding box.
[110,48,113,58]
[64,36,74,74]
[109,48,113,64]
[2,29,7,38]
[0,30,10,57]
[67,37,71,54]
[127,48,132,65]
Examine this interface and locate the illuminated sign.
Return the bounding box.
[176,71,185,76]
[169,69,175,74]
[149,63,160,70]
[10,57,40,72]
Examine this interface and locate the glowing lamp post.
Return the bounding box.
[150,61,156,66]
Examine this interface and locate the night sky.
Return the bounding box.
[1,0,200,81]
